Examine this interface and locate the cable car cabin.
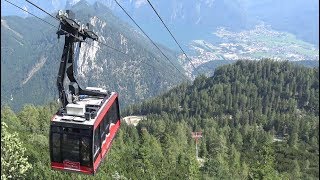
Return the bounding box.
[49,91,121,175]
[50,10,121,175]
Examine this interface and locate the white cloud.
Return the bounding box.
[51,0,61,11]
[135,0,147,8]
[205,0,215,7]
[22,6,28,18]
[67,0,81,7]
[196,3,201,14]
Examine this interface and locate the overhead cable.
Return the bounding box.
[24,0,187,80]
[25,0,59,20]
[114,0,187,78]
[146,0,200,75]
[4,0,57,28]
[5,0,187,82]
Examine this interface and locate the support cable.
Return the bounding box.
[24,0,188,80]
[25,0,59,21]
[5,0,188,83]
[146,0,200,75]
[114,0,187,78]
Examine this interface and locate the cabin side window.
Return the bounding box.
[110,99,120,124]
[103,113,110,133]
[100,122,106,143]
[52,133,61,162]
[114,99,120,122]
[93,127,100,161]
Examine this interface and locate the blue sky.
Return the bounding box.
[1,0,318,48]
[1,0,67,17]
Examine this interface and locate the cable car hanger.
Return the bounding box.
[55,10,109,115]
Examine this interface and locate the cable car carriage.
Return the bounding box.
[49,10,120,175]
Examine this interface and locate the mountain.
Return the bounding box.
[104,0,319,71]
[127,59,319,117]
[99,0,319,47]
[2,0,319,110]
[1,1,187,111]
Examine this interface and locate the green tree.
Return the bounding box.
[203,154,230,179]
[17,104,40,132]
[292,160,302,179]
[229,144,241,179]
[1,106,20,128]
[249,141,279,180]
[288,118,299,148]
[1,122,32,179]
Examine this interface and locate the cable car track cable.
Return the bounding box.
[25,0,59,21]
[114,0,187,79]
[93,40,187,81]
[22,0,188,81]
[75,15,186,79]
[4,0,57,28]
[146,0,200,76]
[5,0,188,83]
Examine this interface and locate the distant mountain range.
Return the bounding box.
[1,0,319,110]
[3,0,318,60]
[2,0,318,46]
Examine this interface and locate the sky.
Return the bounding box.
[1,0,318,48]
[3,0,138,17]
[1,0,66,17]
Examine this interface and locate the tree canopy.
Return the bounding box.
[1,59,318,179]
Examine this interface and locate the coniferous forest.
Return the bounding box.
[1,59,319,179]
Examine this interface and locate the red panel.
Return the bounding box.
[93,153,102,172]
[101,120,121,157]
[51,162,93,174]
[93,119,121,171]
[94,93,118,129]
[63,160,80,170]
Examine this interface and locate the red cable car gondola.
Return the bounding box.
[49,10,120,175]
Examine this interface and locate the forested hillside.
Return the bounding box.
[1,60,319,179]
[125,59,319,179]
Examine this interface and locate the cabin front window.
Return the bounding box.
[62,134,80,162]
[50,125,92,167]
